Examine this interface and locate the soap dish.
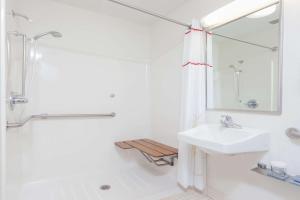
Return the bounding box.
[292,175,300,183]
[252,167,300,188]
[267,171,289,181]
[289,176,300,186]
[290,179,300,186]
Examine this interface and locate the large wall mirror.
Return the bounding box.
[206,2,282,113]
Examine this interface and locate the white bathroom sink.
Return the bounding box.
[178,124,270,155]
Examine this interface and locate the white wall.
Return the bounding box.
[6,0,151,190]
[0,0,7,199]
[20,46,150,181]
[150,0,300,199]
[15,0,150,62]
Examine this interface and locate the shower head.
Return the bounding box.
[33,31,63,40]
[10,10,32,22]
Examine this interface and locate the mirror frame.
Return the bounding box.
[205,0,283,115]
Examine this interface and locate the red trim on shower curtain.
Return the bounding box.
[182,62,213,67]
[185,29,213,35]
[185,28,204,35]
[183,28,213,68]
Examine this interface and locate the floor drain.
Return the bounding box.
[100,185,111,191]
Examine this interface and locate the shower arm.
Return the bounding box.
[6,112,116,128]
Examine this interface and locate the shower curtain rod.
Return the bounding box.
[105,0,276,51]
[105,0,191,28]
[213,33,277,51]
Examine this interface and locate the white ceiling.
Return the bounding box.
[51,0,189,24]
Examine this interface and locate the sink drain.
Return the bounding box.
[100,185,111,191]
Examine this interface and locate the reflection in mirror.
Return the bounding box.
[207,3,281,113]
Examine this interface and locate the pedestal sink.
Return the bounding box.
[178,124,270,155]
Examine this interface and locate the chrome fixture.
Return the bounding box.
[213,33,277,51]
[269,19,280,24]
[140,150,177,166]
[7,112,116,128]
[105,0,278,52]
[220,115,242,129]
[252,167,300,188]
[229,63,243,103]
[7,31,62,110]
[100,185,111,191]
[9,95,28,109]
[105,0,191,28]
[7,31,27,97]
[257,162,267,169]
[9,10,32,22]
[7,31,28,110]
[245,99,258,109]
[32,31,63,41]
[285,128,300,139]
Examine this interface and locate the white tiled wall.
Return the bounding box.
[6,0,151,190]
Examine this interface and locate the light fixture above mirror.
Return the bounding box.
[247,5,278,19]
[201,0,279,30]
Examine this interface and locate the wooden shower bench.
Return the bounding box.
[115,139,178,166]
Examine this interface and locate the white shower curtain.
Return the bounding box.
[177,19,213,191]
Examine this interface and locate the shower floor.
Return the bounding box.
[18,165,187,200]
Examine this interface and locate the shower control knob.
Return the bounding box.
[10,95,28,104]
[9,95,28,110]
[245,99,258,109]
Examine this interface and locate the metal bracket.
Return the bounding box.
[139,150,177,166]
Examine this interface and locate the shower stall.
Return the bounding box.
[1,0,191,199]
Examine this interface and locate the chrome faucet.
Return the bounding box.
[220,115,242,129]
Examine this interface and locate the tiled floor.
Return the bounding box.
[8,165,211,200]
[16,166,184,200]
[161,190,211,200]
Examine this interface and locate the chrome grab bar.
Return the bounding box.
[7,112,116,128]
[286,128,300,139]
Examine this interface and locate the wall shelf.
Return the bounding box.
[252,167,300,187]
